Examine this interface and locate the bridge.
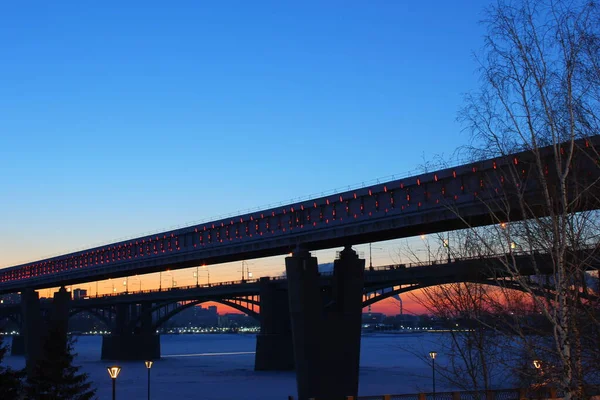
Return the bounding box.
[1,251,564,329]
[2,138,599,400]
[2,249,596,359]
[2,138,599,293]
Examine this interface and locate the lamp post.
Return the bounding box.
[107,365,121,400]
[194,266,199,287]
[420,235,431,264]
[442,234,450,263]
[510,241,522,253]
[533,359,543,384]
[429,351,437,398]
[201,265,210,285]
[368,243,383,270]
[145,360,153,400]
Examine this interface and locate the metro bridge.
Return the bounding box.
[2,138,599,293]
[3,138,599,400]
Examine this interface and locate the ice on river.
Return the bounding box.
[4,333,449,400]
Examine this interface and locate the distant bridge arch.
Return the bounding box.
[69,307,114,330]
[151,297,259,330]
[362,277,576,307]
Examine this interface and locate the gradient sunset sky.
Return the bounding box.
[0,1,495,315]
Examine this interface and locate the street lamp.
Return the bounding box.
[420,235,431,264]
[533,359,544,381]
[429,351,437,398]
[201,264,210,285]
[442,236,450,263]
[145,360,153,400]
[107,365,121,400]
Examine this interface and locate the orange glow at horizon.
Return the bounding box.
[25,237,453,317]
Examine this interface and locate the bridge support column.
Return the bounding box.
[255,277,294,370]
[286,246,365,400]
[15,287,71,368]
[21,289,43,375]
[140,302,154,335]
[101,303,160,361]
[50,287,70,337]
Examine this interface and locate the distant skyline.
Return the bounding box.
[0,1,495,315]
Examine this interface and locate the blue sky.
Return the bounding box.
[0,1,492,277]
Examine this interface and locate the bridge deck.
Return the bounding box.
[2,138,599,293]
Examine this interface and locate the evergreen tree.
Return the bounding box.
[0,336,25,400]
[26,325,96,400]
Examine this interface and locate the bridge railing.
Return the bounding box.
[76,247,596,301]
[84,274,289,300]
[367,248,568,272]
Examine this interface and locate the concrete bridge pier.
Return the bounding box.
[50,287,71,336]
[21,288,43,375]
[101,302,160,361]
[254,277,294,370]
[16,287,71,377]
[285,246,365,400]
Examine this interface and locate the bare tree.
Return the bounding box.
[456,0,600,398]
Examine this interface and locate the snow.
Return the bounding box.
[4,333,447,400]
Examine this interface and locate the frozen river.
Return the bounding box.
[5,333,450,400]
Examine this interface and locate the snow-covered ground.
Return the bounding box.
[4,333,449,400]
